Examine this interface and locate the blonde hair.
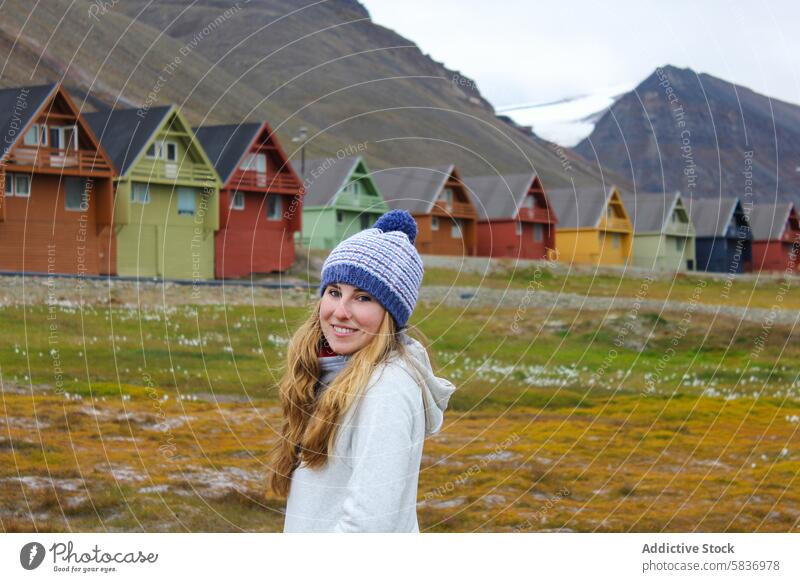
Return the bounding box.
[269,299,405,497]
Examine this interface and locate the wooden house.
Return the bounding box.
[195,122,303,277]
[620,191,696,271]
[0,84,116,275]
[463,173,556,260]
[748,202,800,273]
[373,165,477,256]
[686,197,752,273]
[85,106,220,280]
[547,185,633,266]
[293,156,388,250]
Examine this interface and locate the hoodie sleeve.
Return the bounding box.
[332,365,423,533]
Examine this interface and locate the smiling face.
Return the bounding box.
[319,283,387,355]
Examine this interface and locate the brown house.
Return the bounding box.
[0,84,116,275]
[373,164,477,256]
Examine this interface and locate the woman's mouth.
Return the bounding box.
[332,325,358,337]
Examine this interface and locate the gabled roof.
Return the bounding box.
[0,84,58,162]
[194,123,262,185]
[547,185,620,229]
[84,106,172,175]
[686,197,745,238]
[620,191,684,234]
[372,165,455,214]
[748,202,796,240]
[293,156,364,207]
[463,172,538,220]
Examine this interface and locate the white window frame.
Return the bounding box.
[451,219,462,239]
[267,195,282,221]
[231,190,245,210]
[146,140,179,161]
[131,182,150,204]
[49,125,78,151]
[240,152,266,174]
[14,174,30,198]
[439,188,453,209]
[65,177,87,211]
[515,221,522,236]
[431,216,439,231]
[23,124,47,147]
[177,187,197,216]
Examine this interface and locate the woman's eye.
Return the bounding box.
[328,288,340,297]
[356,295,371,302]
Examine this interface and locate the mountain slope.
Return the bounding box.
[0,0,620,191]
[574,65,800,203]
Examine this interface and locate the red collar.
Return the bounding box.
[318,343,339,357]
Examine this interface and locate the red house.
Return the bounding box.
[195,122,303,277]
[0,84,115,275]
[464,173,557,259]
[749,202,800,273]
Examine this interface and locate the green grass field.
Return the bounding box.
[1,271,798,532]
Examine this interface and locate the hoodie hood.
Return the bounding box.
[395,333,456,436]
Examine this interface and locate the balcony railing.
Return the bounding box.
[228,170,300,192]
[5,147,112,174]
[433,200,474,216]
[518,206,555,222]
[131,160,217,184]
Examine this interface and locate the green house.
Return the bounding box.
[86,106,220,279]
[621,190,696,271]
[294,156,389,249]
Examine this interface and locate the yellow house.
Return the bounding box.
[547,185,633,266]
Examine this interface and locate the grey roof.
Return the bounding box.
[620,191,682,233]
[686,197,742,238]
[748,202,795,240]
[547,186,617,228]
[292,156,362,207]
[463,173,537,220]
[372,165,454,214]
[0,84,57,162]
[84,106,172,175]
[194,123,262,185]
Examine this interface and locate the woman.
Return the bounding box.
[270,209,456,532]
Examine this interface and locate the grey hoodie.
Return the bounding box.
[282,336,456,533]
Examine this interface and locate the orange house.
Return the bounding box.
[0,84,116,275]
[373,164,477,256]
[464,172,557,259]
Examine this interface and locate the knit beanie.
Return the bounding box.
[319,209,424,329]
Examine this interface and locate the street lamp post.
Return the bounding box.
[292,126,308,177]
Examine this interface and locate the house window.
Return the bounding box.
[515,221,522,236]
[49,126,78,150]
[611,233,621,248]
[431,216,439,231]
[360,213,371,230]
[522,195,535,210]
[240,152,266,174]
[231,190,245,210]
[65,177,88,211]
[336,210,344,224]
[439,188,453,209]
[15,174,30,198]
[23,124,47,146]
[451,219,462,239]
[675,237,684,252]
[267,195,282,220]
[4,173,31,197]
[131,182,150,204]
[146,140,179,161]
[177,187,196,216]
[534,223,543,242]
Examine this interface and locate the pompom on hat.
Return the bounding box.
[319,209,424,329]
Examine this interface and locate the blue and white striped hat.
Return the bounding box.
[319,210,424,329]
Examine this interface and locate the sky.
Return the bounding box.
[360,0,800,146]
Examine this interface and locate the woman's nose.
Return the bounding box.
[333,299,351,320]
